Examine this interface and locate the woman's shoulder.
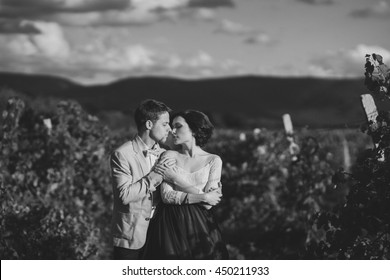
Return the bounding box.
[161,150,179,159]
[203,153,222,165]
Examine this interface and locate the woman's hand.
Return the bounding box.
[203,189,222,206]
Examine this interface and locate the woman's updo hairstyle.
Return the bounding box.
[172,110,214,147]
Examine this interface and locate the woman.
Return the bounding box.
[143,110,229,259]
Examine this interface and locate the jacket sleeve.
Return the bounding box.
[110,150,157,205]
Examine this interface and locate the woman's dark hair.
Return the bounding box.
[172,110,214,147]
[134,99,172,131]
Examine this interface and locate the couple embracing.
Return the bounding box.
[110,99,229,260]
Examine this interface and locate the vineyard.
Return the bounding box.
[1,89,389,260]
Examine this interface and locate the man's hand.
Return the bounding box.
[160,166,179,183]
[152,157,176,179]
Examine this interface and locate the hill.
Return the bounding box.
[1,72,388,129]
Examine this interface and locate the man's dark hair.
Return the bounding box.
[172,110,214,147]
[134,99,172,131]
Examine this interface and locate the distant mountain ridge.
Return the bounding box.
[1,72,388,128]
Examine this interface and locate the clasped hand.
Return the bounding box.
[152,156,177,182]
[204,189,222,206]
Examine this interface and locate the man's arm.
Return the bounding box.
[110,151,162,205]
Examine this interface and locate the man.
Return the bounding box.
[110,99,221,259]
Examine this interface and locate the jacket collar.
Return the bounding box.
[133,134,160,154]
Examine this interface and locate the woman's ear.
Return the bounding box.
[145,120,153,130]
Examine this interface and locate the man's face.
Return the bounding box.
[149,112,171,143]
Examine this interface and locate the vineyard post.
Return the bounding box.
[342,138,351,172]
[360,94,384,161]
[361,94,378,127]
[282,114,300,160]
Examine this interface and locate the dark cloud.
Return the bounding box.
[244,33,275,46]
[296,0,334,5]
[350,1,390,19]
[0,0,129,18]
[0,0,224,27]
[0,19,41,34]
[188,0,235,8]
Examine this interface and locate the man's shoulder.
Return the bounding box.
[113,140,136,155]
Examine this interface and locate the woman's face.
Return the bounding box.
[171,116,193,145]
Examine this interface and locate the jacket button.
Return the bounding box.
[148,197,152,200]
[145,217,150,221]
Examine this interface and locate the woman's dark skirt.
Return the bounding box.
[143,203,229,260]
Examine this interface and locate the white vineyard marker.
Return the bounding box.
[283,114,300,160]
[361,94,384,161]
[361,94,378,125]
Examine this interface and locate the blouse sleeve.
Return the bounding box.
[160,181,186,205]
[204,156,223,193]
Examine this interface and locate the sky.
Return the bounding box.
[0,0,389,85]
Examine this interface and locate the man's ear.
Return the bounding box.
[145,120,154,130]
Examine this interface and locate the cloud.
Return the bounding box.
[214,19,274,46]
[22,7,216,27]
[3,21,71,58]
[167,52,244,78]
[257,45,390,78]
[122,45,156,69]
[296,0,334,5]
[0,0,230,27]
[51,9,161,26]
[0,19,41,34]
[0,0,185,26]
[214,19,254,35]
[187,51,214,67]
[308,44,390,78]
[188,0,235,8]
[130,0,189,11]
[187,8,216,21]
[0,22,243,84]
[350,1,390,19]
[244,33,274,45]
[0,0,129,15]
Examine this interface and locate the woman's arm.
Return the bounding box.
[160,181,222,205]
[202,156,223,209]
[158,152,222,206]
